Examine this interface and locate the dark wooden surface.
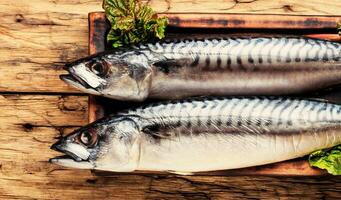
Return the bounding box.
[158,13,341,29]
[1,1,341,199]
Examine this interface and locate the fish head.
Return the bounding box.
[60,53,152,101]
[50,116,141,172]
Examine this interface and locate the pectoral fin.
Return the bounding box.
[152,58,194,73]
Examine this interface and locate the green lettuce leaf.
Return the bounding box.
[308,145,341,175]
[102,0,168,48]
[338,22,341,36]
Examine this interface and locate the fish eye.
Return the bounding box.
[79,129,98,147]
[90,62,108,76]
[90,63,103,75]
[80,132,90,144]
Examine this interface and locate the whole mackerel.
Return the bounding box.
[61,37,341,101]
[50,97,341,173]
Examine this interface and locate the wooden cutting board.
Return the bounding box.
[88,12,341,176]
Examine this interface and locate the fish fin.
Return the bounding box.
[306,98,331,103]
[167,170,194,175]
[142,123,177,140]
[152,58,194,73]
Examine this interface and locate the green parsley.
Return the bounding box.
[103,0,168,48]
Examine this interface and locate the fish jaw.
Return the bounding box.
[60,75,101,96]
[49,156,94,169]
[50,138,94,169]
[69,63,107,88]
[60,74,146,101]
[60,61,106,95]
[51,139,90,160]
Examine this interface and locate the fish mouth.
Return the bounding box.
[50,140,89,162]
[49,155,79,162]
[60,74,100,95]
[50,143,83,162]
[61,63,94,90]
[60,74,90,89]
[49,140,94,169]
[49,155,94,169]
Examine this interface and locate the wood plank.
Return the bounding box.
[0,94,88,199]
[88,12,107,124]
[0,0,102,93]
[2,95,341,199]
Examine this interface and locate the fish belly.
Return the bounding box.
[137,128,341,172]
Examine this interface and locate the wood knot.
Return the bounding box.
[15,14,24,23]
[86,179,98,184]
[282,5,294,12]
[234,0,257,3]
[58,96,85,112]
[23,123,33,132]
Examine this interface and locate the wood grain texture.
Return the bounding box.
[2,95,341,199]
[0,0,102,93]
[159,13,341,29]
[2,1,341,199]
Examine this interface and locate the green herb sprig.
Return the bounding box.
[103,0,168,48]
[309,145,341,175]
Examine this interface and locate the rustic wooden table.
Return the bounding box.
[1,0,341,199]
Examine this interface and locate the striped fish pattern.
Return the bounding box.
[61,37,341,100]
[127,97,341,135]
[50,97,341,173]
[133,37,341,71]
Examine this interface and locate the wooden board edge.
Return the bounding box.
[88,12,107,123]
[305,34,341,42]
[159,13,341,29]
[88,12,341,42]
[88,13,95,123]
[87,12,330,176]
[89,11,341,30]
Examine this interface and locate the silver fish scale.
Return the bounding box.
[126,97,341,134]
[134,37,341,70]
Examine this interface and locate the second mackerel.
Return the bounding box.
[61,37,341,100]
[50,97,341,173]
